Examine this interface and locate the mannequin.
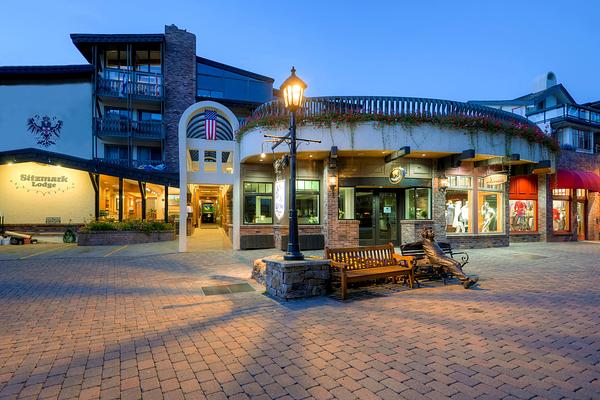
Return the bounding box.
[452,200,462,232]
[458,200,469,233]
[446,201,455,228]
[481,202,496,233]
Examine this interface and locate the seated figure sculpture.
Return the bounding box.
[420,228,479,289]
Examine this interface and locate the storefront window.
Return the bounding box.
[446,176,473,234]
[167,187,180,222]
[552,189,571,232]
[509,200,536,232]
[243,182,273,224]
[338,187,355,220]
[99,175,120,220]
[477,178,504,233]
[296,180,320,224]
[405,188,431,219]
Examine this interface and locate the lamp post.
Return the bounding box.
[281,67,307,261]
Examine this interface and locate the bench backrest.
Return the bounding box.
[325,243,396,270]
[400,241,453,258]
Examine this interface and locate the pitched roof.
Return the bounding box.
[197,56,274,83]
[469,84,577,107]
[71,33,165,62]
[0,65,93,82]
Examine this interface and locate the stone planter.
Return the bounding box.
[263,256,331,300]
[77,230,175,246]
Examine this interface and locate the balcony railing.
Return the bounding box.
[95,158,167,170]
[94,117,165,140]
[250,96,538,130]
[96,69,163,100]
[527,104,600,126]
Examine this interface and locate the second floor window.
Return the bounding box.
[573,129,592,152]
[139,111,162,122]
[105,107,129,120]
[104,144,128,160]
[137,146,162,161]
[135,49,161,74]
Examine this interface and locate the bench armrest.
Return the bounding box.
[329,260,347,272]
[451,251,469,265]
[392,254,415,268]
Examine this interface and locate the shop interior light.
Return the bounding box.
[438,175,449,193]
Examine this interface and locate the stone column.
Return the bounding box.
[164,25,196,172]
[432,162,448,241]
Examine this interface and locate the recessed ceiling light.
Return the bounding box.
[309,154,313,158]
[422,154,427,157]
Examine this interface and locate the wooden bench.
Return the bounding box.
[400,242,469,285]
[325,243,415,300]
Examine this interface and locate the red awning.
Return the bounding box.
[552,169,600,192]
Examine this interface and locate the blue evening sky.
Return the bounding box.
[1,0,598,103]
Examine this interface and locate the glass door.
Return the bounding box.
[356,191,374,246]
[577,201,586,240]
[378,192,398,244]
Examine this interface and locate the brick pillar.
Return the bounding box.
[538,174,550,242]
[163,25,196,172]
[431,166,448,242]
[324,167,358,248]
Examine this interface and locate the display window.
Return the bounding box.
[477,178,504,233]
[338,187,355,220]
[405,188,431,220]
[296,180,320,224]
[509,200,536,232]
[552,189,571,232]
[445,176,473,234]
[243,182,273,224]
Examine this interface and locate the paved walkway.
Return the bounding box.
[0,242,598,399]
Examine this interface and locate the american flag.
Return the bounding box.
[205,110,218,140]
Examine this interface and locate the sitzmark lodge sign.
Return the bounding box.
[9,173,76,196]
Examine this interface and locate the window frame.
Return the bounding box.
[404,187,432,220]
[295,179,320,225]
[243,181,274,225]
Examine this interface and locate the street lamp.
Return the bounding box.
[281,67,307,261]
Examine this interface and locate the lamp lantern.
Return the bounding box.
[280,67,307,113]
[439,175,449,193]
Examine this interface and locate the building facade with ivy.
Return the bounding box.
[1,26,598,250]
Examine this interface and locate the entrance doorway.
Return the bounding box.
[356,190,401,246]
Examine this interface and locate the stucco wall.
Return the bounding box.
[0,163,94,224]
[0,82,92,158]
[240,122,555,164]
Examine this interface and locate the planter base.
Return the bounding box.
[78,231,175,246]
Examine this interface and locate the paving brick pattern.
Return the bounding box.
[0,242,599,399]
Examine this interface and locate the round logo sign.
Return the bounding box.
[389,167,406,184]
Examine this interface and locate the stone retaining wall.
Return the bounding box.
[264,256,330,300]
[78,231,175,246]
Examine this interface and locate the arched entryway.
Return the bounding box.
[177,101,241,252]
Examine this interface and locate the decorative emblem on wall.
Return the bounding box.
[389,167,406,184]
[26,115,63,147]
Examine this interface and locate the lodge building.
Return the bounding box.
[1,25,599,251]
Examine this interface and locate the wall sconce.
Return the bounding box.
[328,175,338,193]
[438,175,449,193]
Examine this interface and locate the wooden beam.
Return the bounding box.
[88,173,100,221]
[118,178,123,222]
[384,146,411,163]
[164,186,169,223]
[138,181,146,221]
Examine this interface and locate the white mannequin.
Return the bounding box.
[458,201,469,233]
[452,200,462,232]
[481,201,496,233]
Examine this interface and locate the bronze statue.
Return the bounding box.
[420,228,479,289]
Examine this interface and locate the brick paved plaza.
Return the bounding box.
[0,242,598,399]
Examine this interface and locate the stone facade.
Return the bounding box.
[264,256,330,300]
[446,234,509,249]
[324,167,359,248]
[164,25,196,172]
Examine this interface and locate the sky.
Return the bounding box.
[1,0,599,103]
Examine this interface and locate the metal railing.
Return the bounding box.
[527,104,600,126]
[95,158,166,169]
[94,117,165,139]
[96,69,163,99]
[249,96,539,130]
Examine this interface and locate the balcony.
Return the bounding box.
[527,104,600,128]
[94,117,165,140]
[95,158,167,170]
[96,69,163,100]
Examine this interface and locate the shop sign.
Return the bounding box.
[274,179,286,220]
[383,206,392,214]
[10,173,76,196]
[389,167,406,184]
[483,173,508,186]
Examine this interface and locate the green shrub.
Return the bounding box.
[81,220,175,233]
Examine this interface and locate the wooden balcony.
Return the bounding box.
[94,118,165,140]
[96,69,163,100]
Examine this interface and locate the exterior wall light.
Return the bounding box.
[329,175,338,192]
[438,175,449,193]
